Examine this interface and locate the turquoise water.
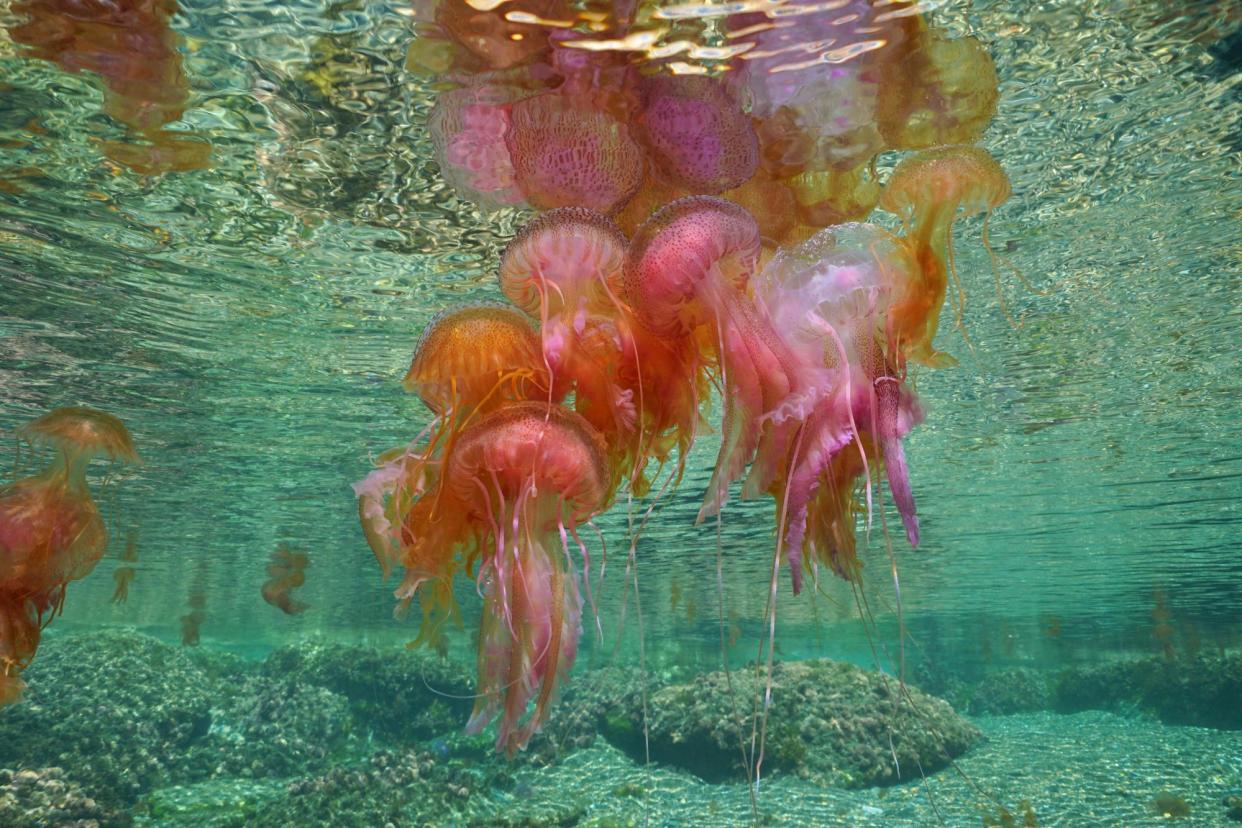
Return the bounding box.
[1,0,1241,825]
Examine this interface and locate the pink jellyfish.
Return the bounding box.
[499,207,706,494]
[623,196,805,519]
[445,402,611,755]
[505,91,644,214]
[636,74,759,195]
[751,223,925,591]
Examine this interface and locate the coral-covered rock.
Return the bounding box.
[602,659,979,787]
[0,766,121,828]
[1052,655,1242,729]
[261,641,472,742]
[968,668,1050,716]
[0,630,215,806]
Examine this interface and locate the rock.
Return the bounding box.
[1052,655,1242,729]
[968,668,1050,716]
[0,630,219,807]
[191,678,354,779]
[261,641,472,743]
[0,766,122,828]
[245,748,499,827]
[601,659,980,787]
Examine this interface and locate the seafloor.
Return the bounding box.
[1,630,1240,827]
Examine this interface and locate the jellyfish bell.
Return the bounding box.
[446,402,610,755]
[403,302,560,417]
[636,74,759,196]
[879,144,1011,366]
[18,406,141,468]
[504,91,644,215]
[499,207,627,326]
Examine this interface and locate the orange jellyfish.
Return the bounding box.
[500,207,705,495]
[111,529,139,604]
[624,196,805,519]
[261,545,311,615]
[8,0,210,174]
[0,407,139,703]
[879,144,1011,366]
[875,31,1000,151]
[441,402,611,755]
[354,304,562,646]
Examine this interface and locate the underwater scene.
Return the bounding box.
[1,0,1240,825]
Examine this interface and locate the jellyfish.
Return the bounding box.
[636,74,759,195]
[261,546,311,616]
[355,304,563,645]
[405,402,610,755]
[499,209,633,443]
[428,83,531,210]
[875,31,1000,151]
[505,91,644,214]
[750,223,926,592]
[0,599,39,706]
[111,529,139,604]
[624,196,806,519]
[111,567,135,604]
[726,0,908,173]
[0,407,139,703]
[878,145,1011,366]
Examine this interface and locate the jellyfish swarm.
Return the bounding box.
[434,402,610,755]
[354,304,562,647]
[624,196,806,520]
[261,546,310,615]
[7,0,210,174]
[499,208,703,494]
[752,224,926,591]
[879,145,1011,367]
[0,407,139,704]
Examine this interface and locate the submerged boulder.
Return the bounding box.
[0,630,215,806]
[261,641,473,742]
[0,766,122,828]
[601,659,980,787]
[968,668,1051,716]
[1052,654,1242,728]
